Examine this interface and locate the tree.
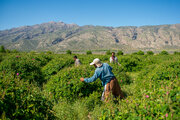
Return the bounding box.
[117,50,124,55]
[174,51,180,55]
[106,50,111,55]
[30,51,36,54]
[46,51,53,54]
[136,50,144,55]
[86,50,92,55]
[0,45,6,53]
[159,50,169,55]
[132,52,137,55]
[6,49,11,53]
[66,50,72,55]
[147,51,154,55]
[11,49,19,53]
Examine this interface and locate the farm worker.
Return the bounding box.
[80,58,124,101]
[110,52,122,66]
[110,52,118,63]
[73,56,81,66]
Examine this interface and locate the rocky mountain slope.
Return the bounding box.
[0,21,180,52]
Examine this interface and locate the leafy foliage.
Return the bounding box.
[0,46,6,53]
[174,51,180,55]
[117,50,123,55]
[42,57,74,80]
[106,50,111,55]
[0,54,51,86]
[160,50,169,55]
[86,50,92,55]
[0,72,55,119]
[136,50,144,55]
[66,50,72,55]
[44,65,102,102]
[0,52,179,119]
[147,51,154,55]
[11,49,19,53]
[118,56,143,72]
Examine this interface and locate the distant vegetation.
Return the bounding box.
[86,50,92,55]
[106,50,111,55]
[147,51,154,55]
[174,51,180,55]
[132,50,144,55]
[117,50,124,55]
[0,46,5,53]
[160,50,169,55]
[0,45,19,53]
[66,50,72,55]
[0,46,179,55]
[0,49,179,119]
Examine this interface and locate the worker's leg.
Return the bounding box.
[104,82,112,102]
[101,85,106,101]
[110,77,124,99]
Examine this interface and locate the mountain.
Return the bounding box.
[0,21,180,52]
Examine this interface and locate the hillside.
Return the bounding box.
[0,21,180,52]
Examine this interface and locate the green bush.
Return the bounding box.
[159,50,169,55]
[0,54,51,86]
[106,50,111,55]
[5,49,11,53]
[11,49,19,53]
[42,58,74,80]
[45,65,102,102]
[174,51,180,55]
[30,51,36,54]
[147,51,154,55]
[110,64,131,85]
[150,61,180,81]
[66,50,72,55]
[46,51,53,54]
[118,56,143,72]
[86,50,92,55]
[1,53,179,119]
[132,52,137,55]
[117,50,123,55]
[136,50,144,55]
[0,72,55,119]
[0,46,6,53]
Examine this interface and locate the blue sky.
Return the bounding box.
[0,0,180,30]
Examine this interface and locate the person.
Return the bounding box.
[80,58,124,101]
[110,52,118,63]
[73,56,81,66]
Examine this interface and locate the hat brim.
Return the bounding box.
[90,62,94,65]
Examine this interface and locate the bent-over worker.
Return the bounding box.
[80,58,124,101]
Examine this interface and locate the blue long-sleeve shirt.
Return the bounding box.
[84,63,115,86]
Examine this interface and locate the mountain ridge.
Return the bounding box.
[0,21,180,52]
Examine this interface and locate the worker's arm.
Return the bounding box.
[83,69,100,83]
[115,57,118,63]
[115,57,122,66]
[110,57,113,63]
[108,64,113,71]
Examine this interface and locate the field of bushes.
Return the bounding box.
[0,51,179,119]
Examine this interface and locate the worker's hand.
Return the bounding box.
[118,63,122,66]
[80,78,84,82]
